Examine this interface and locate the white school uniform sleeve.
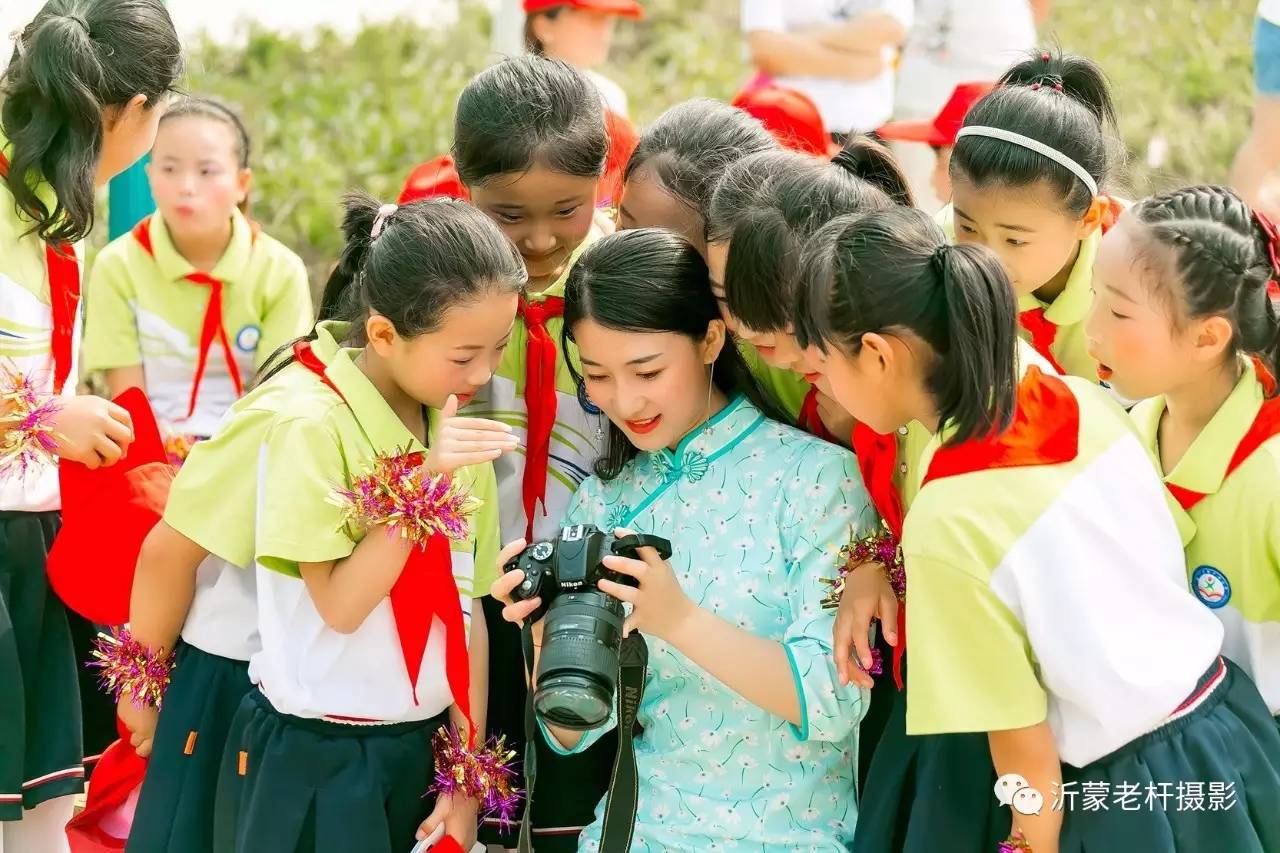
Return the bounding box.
[740,0,787,33]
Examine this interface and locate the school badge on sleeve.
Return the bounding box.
[1191,565,1231,609]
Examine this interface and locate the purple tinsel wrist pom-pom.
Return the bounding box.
[429,725,523,829]
[88,627,175,709]
[820,523,906,611]
[0,366,61,481]
[329,450,480,548]
[998,831,1033,853]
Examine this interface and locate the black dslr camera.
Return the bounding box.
[505,524,672,730]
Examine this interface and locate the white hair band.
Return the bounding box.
[955,126,1099,197]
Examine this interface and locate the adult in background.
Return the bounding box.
[1232,0,1280,220]
[741,0,914,143]
[891,0,1050,210]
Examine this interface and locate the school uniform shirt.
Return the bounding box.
[542,396,872,850]
[161,321,352,662]
[1262,0,1280,26]
[902,358,1225,768]
[740,0,916,134]
[462,226,606,544]
[249,338,501,722]
[737,340,812,422]
[0,138,84,513]
[1130,360,1280,715]
[82,210,312,438]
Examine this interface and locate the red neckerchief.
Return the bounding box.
[516,295,565,541]
[292,340,477,734]
[133,216,262,419]
[921,366,1080,487]
[797,385,837,443]
[1018,197,1123,375]
[0,152,80,393]
[850,421,909,687]
[1165,359,1280,512]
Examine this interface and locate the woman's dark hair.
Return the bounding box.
[623,98,777,232]
[524,6,564,54]
[158,96,252,213]
[452,55,607,187]
[563,227,783,480]
[257,191,527,386]
[707,135,911,333]
[1132,185,1280,383]
[794,206,1019,445]
[1,0,182,244]
[952,49,1117,217]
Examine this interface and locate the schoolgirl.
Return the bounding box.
[118,199,399,853]
[1087,185,1280,725]
[206,194,524,852]
[83,97,312,461]
[799,204,1280,853]
[942,50,1125,383]
[451,55,615,850]
[0,2,180,847]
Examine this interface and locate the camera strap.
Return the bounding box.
[516,627,648,853]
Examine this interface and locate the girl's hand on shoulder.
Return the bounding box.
[598,527,695,643]
[425,394,518,475]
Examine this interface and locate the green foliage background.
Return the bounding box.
[177,0,1256,287]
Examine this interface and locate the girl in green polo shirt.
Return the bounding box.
[799,204,1280,853]
[451,54,613,850]
[206,193,524,853]
[938,50,1125,385]
[82,97,313,459]
[1088,185,1280,727]
[0,2,180,847]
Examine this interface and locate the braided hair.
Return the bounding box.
[1133,185,1280,382]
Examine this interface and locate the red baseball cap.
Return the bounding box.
[878,82,995,147]
[399,154,469,204]
[523,0,644,18]
[732,83,837,159]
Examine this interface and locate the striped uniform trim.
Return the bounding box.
[480,817,588,835]
[1145,657,1228,737]
[0,765,89,800]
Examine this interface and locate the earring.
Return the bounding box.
[702,364,716,437]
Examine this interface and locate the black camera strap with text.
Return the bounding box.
[517,627,648,853]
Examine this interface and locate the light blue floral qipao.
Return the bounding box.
[544,396,877,851]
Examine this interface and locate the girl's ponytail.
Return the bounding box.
[829,134,914,207]
[930,243,1019,442]
[795,207,1019,445]
[1,0,180,244]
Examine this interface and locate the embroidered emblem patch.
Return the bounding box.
[1191,565,1231,609]
[234,324,261,352]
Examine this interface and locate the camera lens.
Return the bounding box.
[534,592,624,730]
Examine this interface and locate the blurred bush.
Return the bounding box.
[171,0,1255,288]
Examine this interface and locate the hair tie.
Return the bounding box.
[1253,209,1280,278]
[371,203,398,240]
[1041,51,1051,62]
[931,243,951,277]
[64,14,90,35]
